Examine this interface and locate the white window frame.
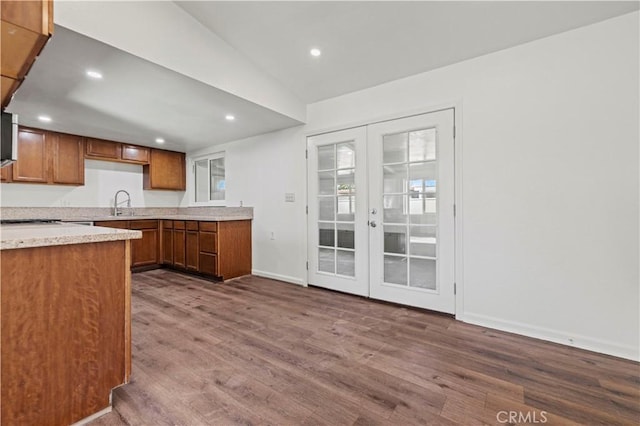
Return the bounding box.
[190,151,226,206]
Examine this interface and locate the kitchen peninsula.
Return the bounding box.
[0,222,141,425]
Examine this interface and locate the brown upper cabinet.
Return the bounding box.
[86,139,151,165]
[143,149,186,191]
[1,0,53,109]
[12,127,84,185]
[121,145,150,164]
[85,138,121,161]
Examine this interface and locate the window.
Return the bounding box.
[193,152,225,205]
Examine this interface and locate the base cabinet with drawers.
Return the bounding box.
[94,220,159,269]
[95,219,251,280]
[161,220,251,281]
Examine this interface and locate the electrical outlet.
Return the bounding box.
[285,193,295,202]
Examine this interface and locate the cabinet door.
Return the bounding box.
[143,149,185,190]
[12,127,48,183]
[51,133,84,185]
[130,220,159,268]
[86,138,120,160]
[173,229,186,268]
[121,145,149,164]
[131,228,159,267]
[186,230,199,271]
[162,228,173,265]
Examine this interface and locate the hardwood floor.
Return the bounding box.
[90,270,639,425]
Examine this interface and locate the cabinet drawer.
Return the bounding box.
[199,221,217,232]
[186,221,199,231]
[174,221,185,230]
[129,220,158,230]
[162,220,173,229]
[199,232,217,254]
[199,253,217,276]
[95,220,129,229]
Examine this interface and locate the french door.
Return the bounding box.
[307,109,455,313]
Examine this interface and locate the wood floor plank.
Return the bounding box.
[88,270,639,426]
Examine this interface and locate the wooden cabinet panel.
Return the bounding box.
[1,0,52,108]
[199,222,217,232]
[51,133,84,185]
[1,164,12,182]
[130,220,159,268]
[121,145,149,164]
[86,138,120,160]
[1,0,52,34]
[173,229,186,268]
[199,253,217,276]
[1,76,19,106]
[12,127,47,183]
[186,221,199,231]
[162,228,173,265]
[174,221,185,230]
[186,230,199,272]
[1,240,127,426]
[94,220,129,229]
[199,231,217,254]
[218,221,252,280]
[162,220,173,229]
[131,228,158,268]
[143,149,185,191]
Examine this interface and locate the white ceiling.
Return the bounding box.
[7,1,638,152]
[177,1,639,103]
[7,26,301,152]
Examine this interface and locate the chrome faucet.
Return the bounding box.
[113,190,131,216]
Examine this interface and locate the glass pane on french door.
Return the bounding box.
[382,128,438,289]
[307,127,369,297]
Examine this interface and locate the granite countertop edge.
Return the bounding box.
[1,225,142,250]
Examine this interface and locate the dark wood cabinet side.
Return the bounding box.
[218,220,252,280]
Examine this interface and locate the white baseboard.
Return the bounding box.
[70,406,112,426]
[460,312,639,362]
[252,269,307,286]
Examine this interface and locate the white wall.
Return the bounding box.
[186,126,307,284]
[195,12,638,360]
[0,160,184,207]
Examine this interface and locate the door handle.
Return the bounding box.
[369,220,377,228]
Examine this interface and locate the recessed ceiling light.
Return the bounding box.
[38,115,52,122]
[86,70,103,79]
[225,114,235,121]
[310,48,321,57]
[155,138,165,144]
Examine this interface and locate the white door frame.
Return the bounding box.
[305,102,464,319]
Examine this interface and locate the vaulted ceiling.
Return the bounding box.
[7,1,637,152]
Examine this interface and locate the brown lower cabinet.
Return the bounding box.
[161,219,251,280]
[94,220,159,270]
[95,219,251,280]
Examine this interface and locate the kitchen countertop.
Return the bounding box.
[88,214,252,222]
[0,223,142,250]
[0,207,254,223]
